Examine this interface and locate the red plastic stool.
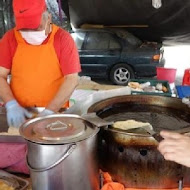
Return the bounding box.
[183,68,190,85]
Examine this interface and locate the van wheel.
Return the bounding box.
[110,64,135,85]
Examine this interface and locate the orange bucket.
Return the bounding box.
[156,67,177,83]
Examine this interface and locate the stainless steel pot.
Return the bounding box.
[20,114,100,190]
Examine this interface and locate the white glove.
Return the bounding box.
[38,109,55,117]
[182,97,190,107]
[5,100,33,128]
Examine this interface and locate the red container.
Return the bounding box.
[182,68,190,86]
[156,67,177,83]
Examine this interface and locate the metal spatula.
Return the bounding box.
[107,126,151,137]
[143,125,190,142]
[106,126,164,142]
[82,112,113,127]
[107,124,190,142]
[141,127,163,142]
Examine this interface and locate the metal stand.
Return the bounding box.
[99,172,104,189]
[178,178,183,190]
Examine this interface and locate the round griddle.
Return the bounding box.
[88,95,190,189]
[88,95,190,132]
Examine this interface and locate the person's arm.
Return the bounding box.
[0,66,14,103]
[45,73,79,112]
[38,29,81,115]
[158,130,190,167]
[0,66,33,127]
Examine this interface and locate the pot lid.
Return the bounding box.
[19,114,99,144]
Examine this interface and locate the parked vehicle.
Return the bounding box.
[71,29,164,85]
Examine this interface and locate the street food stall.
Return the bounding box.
[1,0,190,189]
[1,81,190,189]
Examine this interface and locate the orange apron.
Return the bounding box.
[11,24,69,108]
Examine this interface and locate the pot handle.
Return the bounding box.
[82,112,113,127]
[27,143,77,172]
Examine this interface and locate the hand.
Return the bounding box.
[38,109,55,117]
[5,100,33,128]
[158,130,190,167]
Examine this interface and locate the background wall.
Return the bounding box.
[163,44,190,85]
[0,0,14,38]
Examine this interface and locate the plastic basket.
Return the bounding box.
[176,86,190,98]
[156,67,177,83]
[129,79,172,97]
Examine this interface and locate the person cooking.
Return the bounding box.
[158,131,190,168]
[0,0,81,173]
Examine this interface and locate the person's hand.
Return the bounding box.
[38,109,55,117]
[5,100,33,128]
[158,130,190,167]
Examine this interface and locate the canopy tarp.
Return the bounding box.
[65,0,190,42]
